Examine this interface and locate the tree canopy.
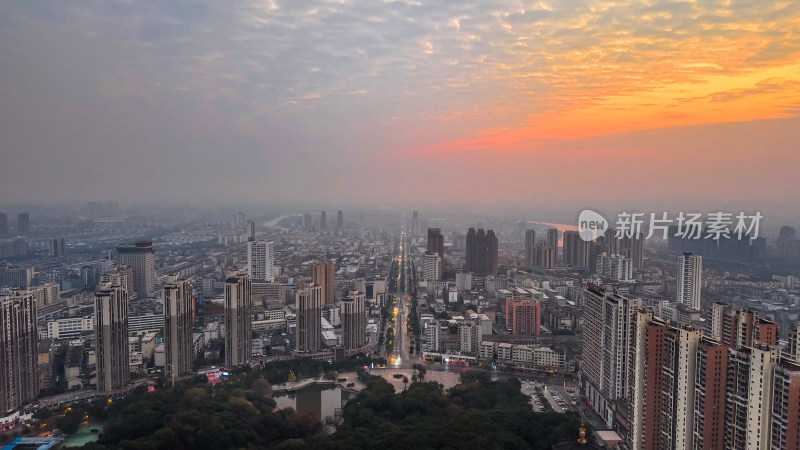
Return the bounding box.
[307,376,585,449]
[78,364,584,449]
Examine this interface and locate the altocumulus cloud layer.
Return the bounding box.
[0,0,798,211]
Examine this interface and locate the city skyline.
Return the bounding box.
[0,1,798,215]
[1,201,799,447]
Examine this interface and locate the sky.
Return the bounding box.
[0,0,799,220]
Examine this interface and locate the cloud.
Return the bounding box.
[0,0,798,209]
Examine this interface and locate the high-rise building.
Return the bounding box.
[17,213,30,236]
[776,226,799,261]
[486,229,499,276]
[466,228,477,271]
[535,244,554,269]
[246,220,256,241]
[0,264,34,289]
[771,358,800,449]
[677,252,702,310]
[336,210,343,233]
[617,233,644,269]
[708,302,777,348]
[0,212,8,238]
[604,229,618,254]
[101,265,134,298]
[296,285,322,352]
[224,274,252,367]
[116,241,156,298]
[596,253,633,282]
[511,300,541,336]
[505,297,523,329]
[411,211,419,238]
[422,252,442,281]
[311,261,335,305]
[459,318,480,355]
[0,290,38,414]
[427,228,444,260]
[726,342,778,449]
[626,303,798,450]
[247,240,275,282]
[693,337,729,450]
[303,213,312,231]
[525,230,536,266]
[95,282,129,393]
[582,283,640,426]
[546,228,558,266]
[563,230,578,265]
[49,237,66,257]
[629,309,710,450]
[709,301,727,342]
[341,291,365,350]
[164,277,194,382]
[563,231,590,267]
[788,326,800,362]
[320,211,327,231]
[465,228,498,276]
[588,241,603,274]
[30,283,60,307]
[455,272,471,292]
[628,308,659,450]
[0,238,26,260]
[658,324,700,448]
[423,321,440,353]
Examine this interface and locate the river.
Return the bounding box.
[262,214,302,231]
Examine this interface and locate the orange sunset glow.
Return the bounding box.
[404,2,800,155]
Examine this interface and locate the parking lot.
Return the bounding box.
[519,380,545,412]
[519,380,575,413]
[518,379,604,428]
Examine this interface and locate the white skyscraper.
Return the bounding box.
[677,252,702,310]
[423,321,440,352]
[247,240,274,282]
[459,318,481,355]
[422,252,442,281]
[582,282,640,427]
[596,253,633,282]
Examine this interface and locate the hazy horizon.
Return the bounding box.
[0,201,797,238]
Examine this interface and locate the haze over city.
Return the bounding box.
[1,0,799,219]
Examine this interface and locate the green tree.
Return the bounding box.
[32,408,51,421]
[251,378,272,396]
[57,408,83,435]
